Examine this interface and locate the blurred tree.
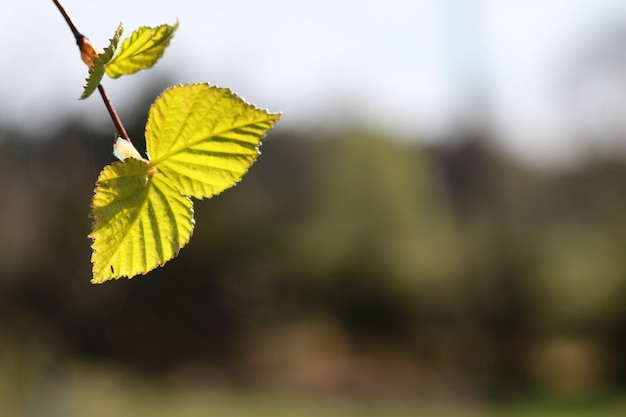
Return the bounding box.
[1,90,626,394]
[562,19,626,156]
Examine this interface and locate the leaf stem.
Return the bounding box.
[52,0,132,142]
[51,0,80,40]
[97,85,130,141]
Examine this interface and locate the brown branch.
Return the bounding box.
[52,0,131,142]
[52,0,81,40]
[98,85,130,140]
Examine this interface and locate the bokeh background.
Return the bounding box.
[1,1,626,415]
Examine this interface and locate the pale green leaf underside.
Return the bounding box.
[81,24,123,100]
[105,22,178,79]
[90,158,194,283]
[146,83,281,199]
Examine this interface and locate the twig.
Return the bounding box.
[97,85,130,141]
[52,0,131,142]
[51,0,80,40]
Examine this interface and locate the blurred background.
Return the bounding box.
[1,0,626,415]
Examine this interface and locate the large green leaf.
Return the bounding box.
[105,22,178,79]
[90,83,280,283]
[80,24,123,100]
[146,83,281,199]
[90,158,194,283]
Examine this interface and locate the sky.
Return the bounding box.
[2,0,626,163]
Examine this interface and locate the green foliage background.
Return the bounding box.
[1,84,626,414]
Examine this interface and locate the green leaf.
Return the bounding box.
[146,83,282,199]
[90,83,280,282]
[80,24,123,100]
[90,158,194,283]
[105,22,178,79]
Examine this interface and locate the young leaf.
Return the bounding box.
[80,24,123,100]
[90,83,280,282]
[146,83,282,199]
[90,158,194,283]
[105,22,178,79]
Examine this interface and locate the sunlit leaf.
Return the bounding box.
[90,158,194,283]
[80,24,123,100]
[146,83,282,199]
[105,22,178,79]
[90,83,280,282]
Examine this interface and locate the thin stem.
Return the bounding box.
[52,0,80,40]
[52,0,132,142]
[98,85,130,140]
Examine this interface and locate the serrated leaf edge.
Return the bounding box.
[90,83,281,282]
[147,83,282,166]
[145,83,281,200]
[89,159,195,283]
[105,21,179,79]
[80,23,124,100]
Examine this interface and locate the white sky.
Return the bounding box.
[2,0,626,163]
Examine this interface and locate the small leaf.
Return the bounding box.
[81,24,123,100]
[90,158,194,283]
[146,83,281,199]
[105,22,178,79]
